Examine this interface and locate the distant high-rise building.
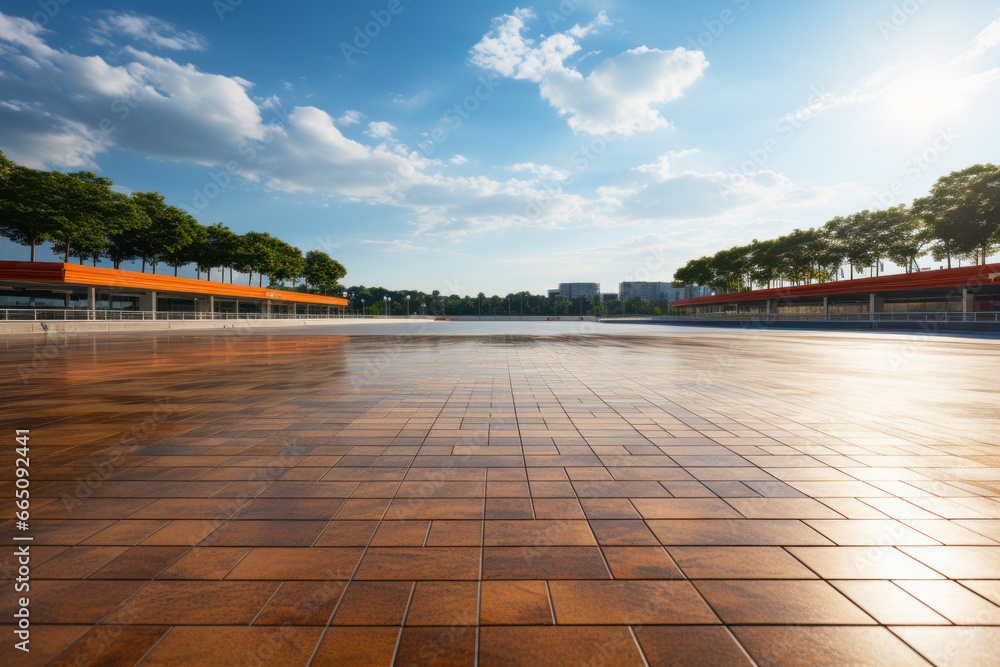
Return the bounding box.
[618,282,711,302]
[556,283,601,300]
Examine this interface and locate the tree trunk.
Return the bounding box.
[259,275,263,287]
[229,267,233,283]
[142,258,146,273]
[248,272,253,286]
[30,239,36,262]
[983,245,989,265]
[64,241,71,263]
[174,265,178,277]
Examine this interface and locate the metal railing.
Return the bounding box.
[0,309,431,322]
[604,312,1000,323]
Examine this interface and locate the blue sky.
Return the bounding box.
[1,0,998,293]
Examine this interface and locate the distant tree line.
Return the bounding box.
[674,164,1000,294]
[0,151,346,294]
[343,287,649,317]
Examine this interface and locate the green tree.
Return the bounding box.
[303,250,346,294]
[102,194,150,269]
[914,164,1000,266]
[131,193,198,273]
[0,161,60,261]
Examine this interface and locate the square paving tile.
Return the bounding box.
[6,326,998,664]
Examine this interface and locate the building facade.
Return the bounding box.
[556,283,601,300]
[618,282,711,303]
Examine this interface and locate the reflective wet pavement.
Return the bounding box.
[1,322,998,665]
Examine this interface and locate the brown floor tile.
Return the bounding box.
[32,546,128,579]
[631,498,742,519]
[894,580,1000,624]
[425,520,483,546]
[311,626,399,665]
[395,626,477,665]
[314,520,379,546]
[669,546,816,579]
[0,625,90,667]
[579,497,642,519]
[331,580,413,625]
[108,580,280,624]
[831,580,949,625]
[588,519,660,545]
[733,626,928,666]
[88,545,189,579]
[695,580,875,624]
[230,498,345,520]
[354,547,480,580]
[483,546,610,579]
[484,519,597,546]
[549,580,719,624]
[480,581,553,625]
[804,519,941,546]
[647,519,833,545]
[254,580,346,625]
[226,547,363,580]
[479,626,645,666]
[899,546,1000,578]
[634,626,753,666]
[485,497,535,519]
[787,546,945,579]
[0,580,143,624]
[602,546,684,579]
[159,546,252,579]
[370,520,431,547]
[141,626,322,666]
[49,625,170,667]
[890,626,1000,667]
[200,520,330,547]
[405,581,478,626]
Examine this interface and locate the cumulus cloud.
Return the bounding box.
[470,8,707,135]
[90,11,207,51]
[0,11,606,236]
[360,239,429,252]
[602,151,841,225]
[335,109,364,125]
[365,121,396,139]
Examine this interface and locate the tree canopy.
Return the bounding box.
[0,150,347,290]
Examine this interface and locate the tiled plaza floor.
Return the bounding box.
[1,322,999,666]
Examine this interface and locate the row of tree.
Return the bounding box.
[674,164,1000,293]
[0,151,347,293]
[341,287,671,317]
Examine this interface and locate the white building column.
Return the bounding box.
[962,287,974,321]
[823,296,829,322]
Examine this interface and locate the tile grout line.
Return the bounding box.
[389,581,418,665]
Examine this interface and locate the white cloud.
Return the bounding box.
[510,161,569,181]
[450,155,467,165]
[470,9,707,135]
[335,109,363,126]
[365,121,396,139]
[953,15,1000,64]
[781,17,1000,127]
[90,11,207,51]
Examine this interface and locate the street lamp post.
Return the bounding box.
[361,298,365,316]
[406,294,411,316]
